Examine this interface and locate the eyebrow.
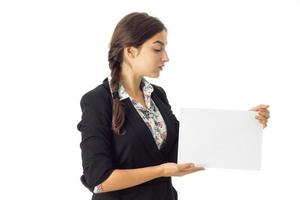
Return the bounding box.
[152,40,167,46]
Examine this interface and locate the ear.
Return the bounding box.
[124,46,139,59]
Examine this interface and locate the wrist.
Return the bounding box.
[154,164,164,178]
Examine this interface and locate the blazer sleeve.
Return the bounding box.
[76,91,114,193]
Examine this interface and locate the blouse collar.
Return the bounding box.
[107,75,154,101]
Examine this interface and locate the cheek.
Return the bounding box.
[134,52,161,72]
[141,54,159,66]
[148,54,161,64]
[134,58,153,72]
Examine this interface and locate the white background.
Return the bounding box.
[0,0,299,199]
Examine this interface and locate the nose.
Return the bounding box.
[162,50,170,63]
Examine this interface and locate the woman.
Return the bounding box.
[77,12,270,200]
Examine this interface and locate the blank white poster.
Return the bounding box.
[178,108,263,170]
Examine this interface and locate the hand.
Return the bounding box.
[249,104,270,129]
[159,162,205,177]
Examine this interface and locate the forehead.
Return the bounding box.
[146,30,168,46]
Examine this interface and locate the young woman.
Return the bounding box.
[77,12,270,200]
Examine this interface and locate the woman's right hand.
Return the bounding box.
[159,162,205,177]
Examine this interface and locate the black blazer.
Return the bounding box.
[77,77,180,200]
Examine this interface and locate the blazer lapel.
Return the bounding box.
[124,98,165,162]
[125,87,179,162]
[151,90,178,158]
[102,78,178,163]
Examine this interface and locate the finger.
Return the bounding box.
[258,104,269,108]
[257,117,268,125]
[250,105,270,112]
[258,108,269,113]
[189,166,205,171]
[258,108,270,115]
[259,119,267,125]
[257,113,270,122]
[256,115,268,121]
[190,167,205,173]
[180,165,205,172]
[257,111,270,119]
[258,119,268,128]
[178,163,194,170]
[195,166,205,171]
[249,107,259,111]
[183,167,205,175]
[182,166,204,171]
[256,116,267,125]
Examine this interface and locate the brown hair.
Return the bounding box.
[108,12,167,135]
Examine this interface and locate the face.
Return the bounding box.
[125,30,169,78]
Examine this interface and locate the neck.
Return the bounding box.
[120,63,143,97]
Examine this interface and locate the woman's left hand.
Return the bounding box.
[249,104,270,129]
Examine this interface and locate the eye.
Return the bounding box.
[154,49,162,52]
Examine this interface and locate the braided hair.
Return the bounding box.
[108,12,167,135]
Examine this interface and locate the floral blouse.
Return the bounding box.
[94,75,168,193]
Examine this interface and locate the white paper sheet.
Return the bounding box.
[178,108,263,170]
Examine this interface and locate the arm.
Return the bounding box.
[78,91,164,193]
[95,165,162,193]
[95,162,204,193]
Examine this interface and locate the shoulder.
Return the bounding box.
[150,83,170,107]
[151,83,167,96]
[79,80,112,112]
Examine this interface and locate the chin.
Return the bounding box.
[152,73,160,78]
[146,73,160,78]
